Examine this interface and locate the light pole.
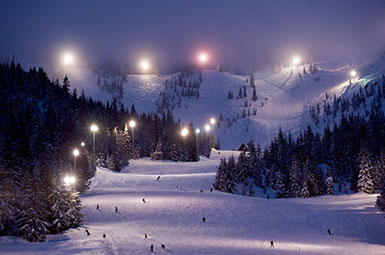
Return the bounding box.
[181,127,189,137]
[90,124,98,157]
[204,124,211,155]
[81,142,85,147]
[73,149,80,172]
[195,128,200,157]
[129,120,136,158]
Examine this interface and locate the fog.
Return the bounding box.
[0,0,384,73]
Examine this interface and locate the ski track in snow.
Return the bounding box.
[1,150,385,255]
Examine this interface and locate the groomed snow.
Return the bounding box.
[1,150,385,255]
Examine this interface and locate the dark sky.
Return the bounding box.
[1,0,384,73]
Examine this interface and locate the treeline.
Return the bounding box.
[214,112,385,210]
[0,62,208,241]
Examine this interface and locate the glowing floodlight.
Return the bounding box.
[64,175,76,186]
[63,53,74,67]
[198,52,208,63]
[140,59,150,72]
[129,120,136,128]
[195,128,200,134]
[81,142,85,147]
[181,128,189,137]
[90,124,99,133]
[292,56,301,66]
[350,70,357,77]
[205,124,211,132]
[73,149,80,157]
[210,118,216,125]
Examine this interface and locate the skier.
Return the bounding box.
[85,229,90,235]
[96,204,99,210]
[142,198,146,203]
[210,188,213,192]
[103,234,106,238]
[328,229,332,235]
[115,206,118,212]
[157,176,160,180]
[270,240,274,247]
[150,244,154,252]
[200,189,204,193]
[161,244,165,249]
[145,233,148,239]
[202,217,206,222]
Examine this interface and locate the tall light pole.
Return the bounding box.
[129,120,136,158]
[73,149,80,172]
[90,124,98,157]
[204,124,211,154]
[195,128,200,157]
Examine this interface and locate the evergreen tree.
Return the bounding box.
[357,146,375,193]
[376,178,385,211]
[326,176,334,195]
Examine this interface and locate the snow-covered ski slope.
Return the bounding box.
[57,55,385,149]
[1,150,385,255]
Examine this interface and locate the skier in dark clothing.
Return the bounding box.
[96,204,99,210]
[157,176,160,180]
[85,229,90,235]
[161,244,165,249]
[150,244,154,252]
[200,189,204,193]
[328,229,332,235]
[142,198,146,203]
[145,233,148,239]
[270,240,274,247]
[202,217,206,222]
[210,188,213,192]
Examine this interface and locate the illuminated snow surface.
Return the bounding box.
[52,55,385,149]
[1,150,384,255]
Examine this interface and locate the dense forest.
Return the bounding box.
[0,62,213,241]
[214,113,385,210]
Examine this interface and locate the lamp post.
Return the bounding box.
[181,127,189,137]
[129,120,136,158]
[195,128,200,157]
[73,149,79,172]
[90,124,98,157]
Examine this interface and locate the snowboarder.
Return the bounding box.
[161,244,165,249]
[270,240,274,247]
[142,198,146,203]
[96,204,99,210]
[200,189,204,193]
[115,206,118,212]
[145,233,148,239]
[157,176,160,180]
[210,188,213,192]
[202,217,206,222]
[150,244,154,252]
[328,229,332,235]
[85,229,90,235]
[103,234,106,238]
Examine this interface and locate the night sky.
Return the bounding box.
[1,0,384,72]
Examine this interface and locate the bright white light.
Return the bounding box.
[90,124,99,133]
[210,118,216,125]
[81,142,85,147]
[63,53,74,66]
[195,128,200,134]
[73,149,80,157]
[350,70,357,77]
[205,124,211,132]
[129,120,136,128]
[292,56,301,66]
[181,128,189,137]
[140,59,150,71]
[64,175,76,186]
[198,53,208,63]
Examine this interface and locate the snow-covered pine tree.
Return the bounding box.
[170,144,179,162]
[213,158,227,191]
[376,179,385,211]
[357,146,375,194]
[237,151,249,184]
[275,171,287,198]
[289,154,302,197]
[326,176,334,195]
[374,151,385,190]
[224,156,237,194]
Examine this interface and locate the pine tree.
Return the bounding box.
[224,156,237,194]
[289,155,302,197]
[357,147,375,193]
[275,171,287,198]
[170,144,179,162]
[376,178,385,211]
[326,176,334,195]
[213,158,227,191]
